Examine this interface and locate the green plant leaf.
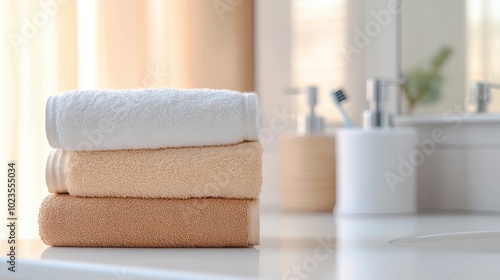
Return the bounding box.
[402,46,453,110]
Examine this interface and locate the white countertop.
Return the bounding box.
[2,210,500,280]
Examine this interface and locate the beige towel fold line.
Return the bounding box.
[39,194,260,248]
[46,142,262,199]
[46,149,69,194]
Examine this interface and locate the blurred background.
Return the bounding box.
[1,0,500,239]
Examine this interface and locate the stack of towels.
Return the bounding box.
[38,88,263,247]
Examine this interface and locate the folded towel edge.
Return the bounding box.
[45,96,60,149]
[46,149,69,194]
[243,93,261,142]
[248,199,260,246]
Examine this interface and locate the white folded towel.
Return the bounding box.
[46,88,260,151]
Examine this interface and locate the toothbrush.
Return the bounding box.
[331,89,354,128]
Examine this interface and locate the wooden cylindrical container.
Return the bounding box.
[280,134,336,211]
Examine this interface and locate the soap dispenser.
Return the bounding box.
[469,81,500,113]
[336,78,418,214]
[280,86,336,212]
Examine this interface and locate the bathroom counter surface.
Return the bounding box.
[2,210,500,279]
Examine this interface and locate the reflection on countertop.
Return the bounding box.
[2,210,500,279]
[42,246,260,278]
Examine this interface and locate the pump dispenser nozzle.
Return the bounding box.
[298,86,323,134]
[363,78,405,129]
[286,86,325,134]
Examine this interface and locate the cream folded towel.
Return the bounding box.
[46,88,260,151]
[46,142,262,199]
[39,194,260,247]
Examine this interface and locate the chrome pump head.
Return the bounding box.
[363,78,405,129]
[470,81,500,113]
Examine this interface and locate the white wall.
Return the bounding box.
[255,0,293,210]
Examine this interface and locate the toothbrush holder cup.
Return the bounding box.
[335,128,418,214]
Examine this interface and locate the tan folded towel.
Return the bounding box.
[46,142,262,199]
[39,194,260,247]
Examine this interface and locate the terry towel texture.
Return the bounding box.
[46,88,260,151]
[45,142,263,199]
[39,194,260,247]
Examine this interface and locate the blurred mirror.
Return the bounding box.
[401,0,500,114]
